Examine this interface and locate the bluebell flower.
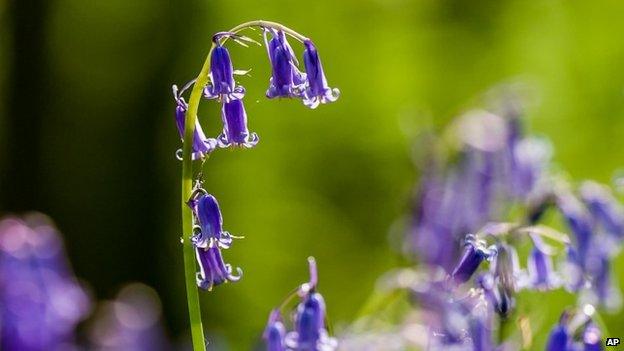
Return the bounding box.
[270,257,337,351]
[265,29,306,99]
[188,191,234,249]
[582,323,603,351]
[195,245,242,290]
[203,44,245,102]
[264,310,287,351]
[580,181,624,240]
[173,84,217,159]
[450,234,497,284]
[0,215,91,351]
[88,283,171,351]
[302,40,339,109]
[525,236,559,290]
[217,99,259,148]
[488,243,520,317]
[557,192,593,267]
[546,323,569,351]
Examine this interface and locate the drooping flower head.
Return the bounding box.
[218,99,259,148]
[525,235,559,290]
[203,38,245,102]
[195,245,242,291]
[264,310,287,351]
[265,29,306,99]
[287,258,337,351]
[173,83,216,160]
[450,234,497,284]
[302,40,340,109]
[188,190,234,249]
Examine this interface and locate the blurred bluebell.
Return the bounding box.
[451,234,497,284]
[188,191,234,249]
[546,323,569,351]
[302,40,339,109]
[580,181,624,240]
[263,310,287,351]
[0,215,91,351]
[582,323,603,351]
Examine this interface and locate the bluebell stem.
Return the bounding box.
[195,245,242,291]
[265,29,306,98]
[450,234,497,284]
[489,243,520,317]
[188,191,234,249]
[264,310,287,351]
[217,99,259,148]
[580,181,624,239]
[203,41,245,102]
[509,137,552,196]
[173,83,216,160]
[302,40,340,109]
[0,215,91,351]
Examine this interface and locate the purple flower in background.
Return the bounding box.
[0,215,91,351]
[546,323,569,351]
[557,192,593,267]
[546,311,604,351]
[450,234,496,284]
[302,40,339,109]
[173,84,217,160]
[582,323,603,351]
[203,44,245,102]
[264,310,287,351]
[217,99,259,148]
[525,236,558,290]
[580,181,624,240]
[265,29,306,98]
[188,192,234,249]
[195,246,242,291]
[88,283,170,351]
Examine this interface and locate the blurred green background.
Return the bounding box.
[1,0,623,349]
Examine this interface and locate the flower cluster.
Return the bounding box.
[173,29,339,158]
[410,109,552,272]
[546,308,604,351]
[264,257,337,351]
[355,99,624,350]
[187,188,242,290]
[0,214,91,350]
